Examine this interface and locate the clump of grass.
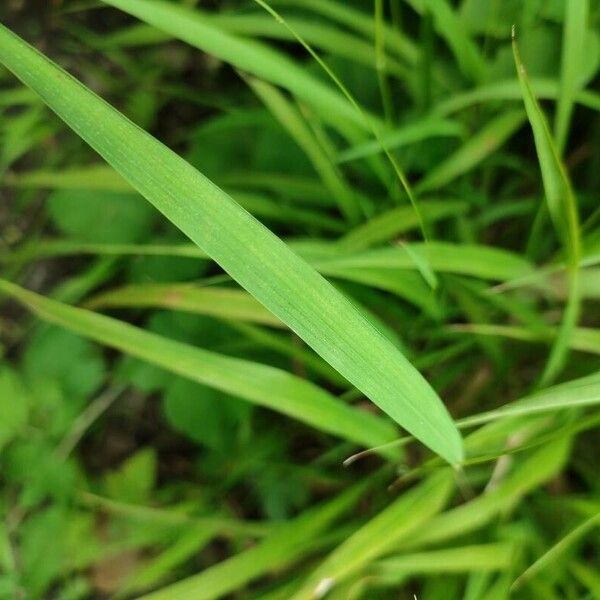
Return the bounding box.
[0,1,599,599]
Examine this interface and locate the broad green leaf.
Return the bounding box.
[104,448,157,505]
[100,0,375,133]
[290,470,453,599]
[47,189,155,244]
[513,29,582,385]
[415,110,526,194]
[163,379,250,450]
[85,284,284,328]
[0,24,463,464]
[0,279,397,451]
[138,478,373,600]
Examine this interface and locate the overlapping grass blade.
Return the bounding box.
[99,0,374,133]
[374,543,513,580]
[136,477,374,600]
[402,438,571,549]
[290,470,454,599]
[407,0,487,83]
[415,110,526,194]
[339,200,466,251]
[313,242,533,282]
[246,76,361,224]
[555,0,589,153]
[433,78,600,117]
[0,23,463,463]
[85,284,284,328]
[513,30,582,386]
[513,512,600,591]
[0,279,396,449]
[336,117,463,164]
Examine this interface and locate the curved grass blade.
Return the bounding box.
[246,75,361,224]
[374,543,513,580]
[136,477,375,600]
[289,470,453,599]
[0,279,396,450]
[513,28,582,386]
[99,0,373,133]
[512,512,600,591]
[0,22,463,464]
[555,0,589,154]
[433,78,600,117]
[339,200,466,251]
[415,110,526,194]
[84,284,284,328]
[336,117,463,164]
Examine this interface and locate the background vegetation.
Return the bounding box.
[0,0,599,598]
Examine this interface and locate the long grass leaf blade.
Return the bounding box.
[513,29,582,386]
[0,279,396,449]
[0,23,463,463]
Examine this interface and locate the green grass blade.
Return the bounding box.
[375,543,513,580]
[409,0,487,83]
[339,200,466,251]
[512,512,600,591]
[555,0,589,154]
[0,23,463,464]
[100,0,373,133]
[0,279,396,450]
[137,478,374,600]
[290,470,454,599]
[336,117,463,164]
[404,438,571,548]
[84,284,284,328]
[513,30,582,387]
[314,242,533,282]
[415,110,526,194]
[246,76,361,224]
[433,78,600,117]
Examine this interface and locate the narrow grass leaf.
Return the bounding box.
[403,438,571,549]
[85,284,284,328]
[100,0,374,133]
[415,110,526,194]
[314,242,533,282]
[339,200,467,251]
[336,117,463,164]
[375,543,513,580]
[513,29,582,386]
[246,76,361,224]
[513,512,600,590]
[137,478,374,600]
[0,23,463,463]
[433,78,600,117]
[555,0,588,153]
[290,470,454,599]
[0,279,396,450]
